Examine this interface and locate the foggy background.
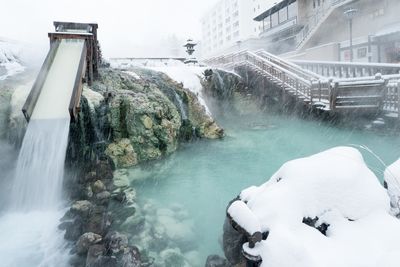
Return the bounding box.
[0,0,219,59]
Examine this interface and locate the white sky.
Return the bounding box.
[1,0,219,58]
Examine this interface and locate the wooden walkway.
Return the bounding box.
[204,50,400,119]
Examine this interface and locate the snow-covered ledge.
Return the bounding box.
[227,147,400,267]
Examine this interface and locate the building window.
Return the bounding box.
[357,48,367,58]
[271,11,278,27]
[263,16,271,30]
[288,1,298,19]
[279,7,288,23]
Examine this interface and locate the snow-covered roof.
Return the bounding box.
[375,22,400,37]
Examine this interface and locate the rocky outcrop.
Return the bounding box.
[62,66,227,266]
[205,255,230,267]
[202,69,260,117]
[76,68,224,169]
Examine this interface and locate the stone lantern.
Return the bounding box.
[183,39,198,64]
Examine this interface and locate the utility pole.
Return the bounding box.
[344,8,357,62]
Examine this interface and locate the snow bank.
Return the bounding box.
[385,159,400,215]
[0,40,25,80]
[230,147,400,267]
[149,65,211,115]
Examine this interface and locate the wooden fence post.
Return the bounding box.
[330,81,338,111]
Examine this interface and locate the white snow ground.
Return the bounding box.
[0,39,25,80]
[229,147,400,267]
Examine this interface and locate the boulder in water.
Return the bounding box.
[92,180,106,193]
[120,246,141,267]
[205,255,230,267]
[105,231,129,254]
[76,232,102,254]
[71,200,94,218]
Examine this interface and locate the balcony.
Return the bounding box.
[260,16,298,38]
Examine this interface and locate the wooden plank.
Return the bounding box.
[69,41,87,122]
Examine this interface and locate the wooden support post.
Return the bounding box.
[319,81,322,102]
[330,82,338,111]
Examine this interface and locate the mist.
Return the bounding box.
[0,0,219,58]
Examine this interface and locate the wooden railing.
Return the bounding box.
[292,60,400,78]
[205,51,326,107]
[384,81,400,117]
[204,50,400,119]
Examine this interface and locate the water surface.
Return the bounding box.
[129,113,400,264]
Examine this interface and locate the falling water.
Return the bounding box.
[173,90,188,120]
[0,117,72,267]
[10,118,70,210]
[0,39,85,266]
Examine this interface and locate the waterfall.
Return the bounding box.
[173,91,188,120]
[215,71,224,91]
[0,39,84,266]
[0,117,72,266]
[10,118,70,210]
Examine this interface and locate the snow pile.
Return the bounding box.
[150,65,211,115]
[0,39,25,80]
[123,70,141,80]
[230,147,400,267]
[385,159,400,215]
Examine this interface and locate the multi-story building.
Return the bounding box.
[201,0,258,58]
[203,0,400,63]
[253,0,400,63]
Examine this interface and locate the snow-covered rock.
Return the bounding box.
[226,146,400,267]
[149,65,210,115]
[82,86,104,111]
[0,39,25,80]
[385,159,400,216]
